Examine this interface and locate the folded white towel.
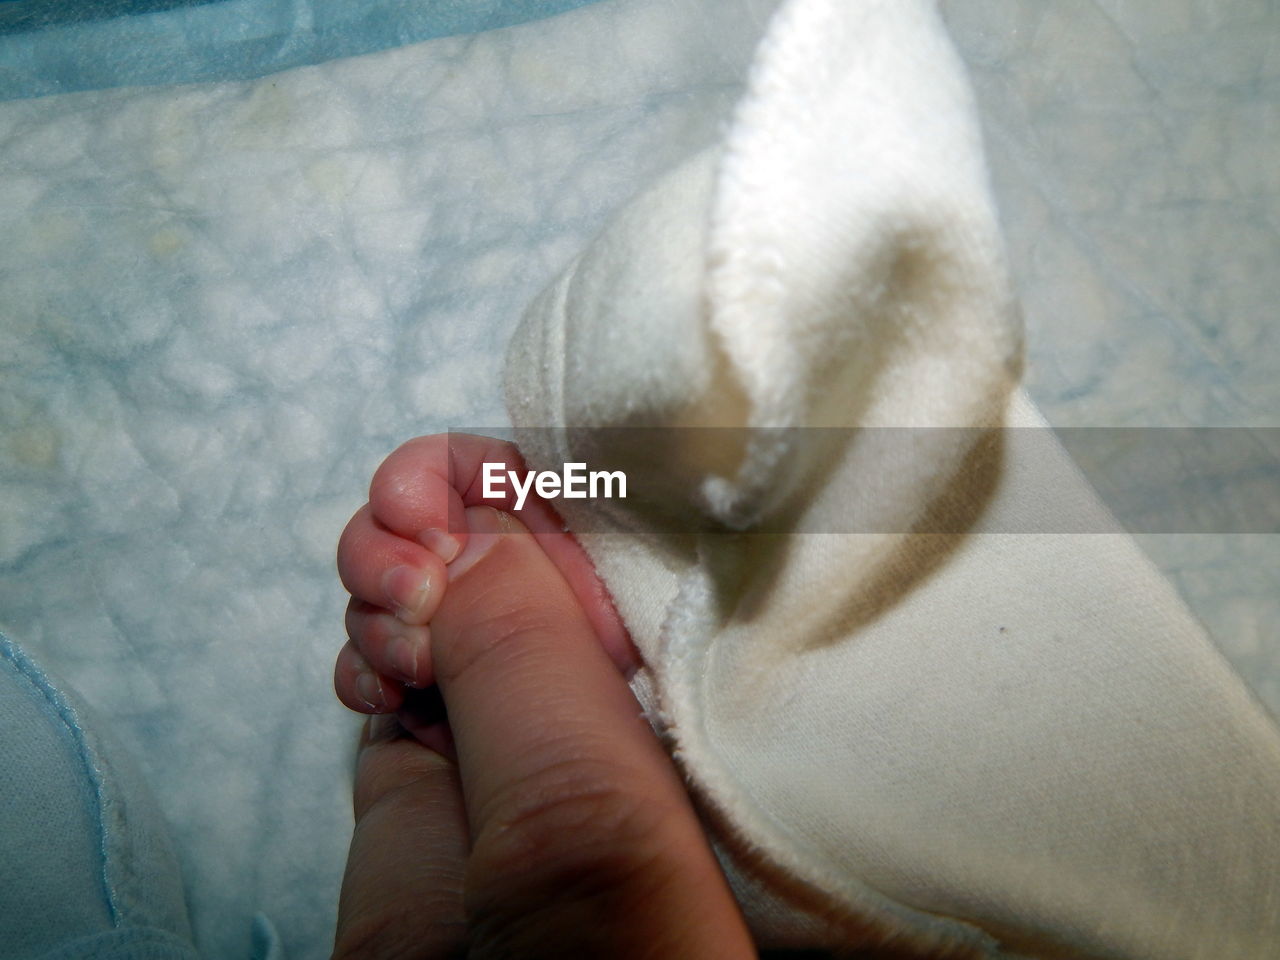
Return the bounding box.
[505,1,1280,956]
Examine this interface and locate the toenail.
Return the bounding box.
[383,565,441,624]
[419,528,462,564]
[386,632,421,685]
[355,671,385,711]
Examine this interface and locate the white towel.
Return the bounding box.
[504,1,1280,957]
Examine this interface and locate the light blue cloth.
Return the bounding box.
[0,631,205,959]
[0,0,605,100]
[0,630,288,959]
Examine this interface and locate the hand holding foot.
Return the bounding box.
[332,481,754,959]
[334,433,636,717]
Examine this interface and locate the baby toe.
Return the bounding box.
[335,640,405,715]
[368,435,467,563]
[346,600,435,689]
[338,505,447,625]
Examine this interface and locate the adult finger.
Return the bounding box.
[333,714,470,960]
[431,505,754,960]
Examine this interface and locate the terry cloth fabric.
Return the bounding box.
[504,1,1280,958]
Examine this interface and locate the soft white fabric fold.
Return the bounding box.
[504,1,1280,957]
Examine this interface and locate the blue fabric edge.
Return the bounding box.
[0,631,121,930]
[0,0,607,102]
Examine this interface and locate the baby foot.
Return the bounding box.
[334,433,636,717]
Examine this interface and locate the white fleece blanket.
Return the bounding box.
[505,1,1280,957]
[1,1,1277,958]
